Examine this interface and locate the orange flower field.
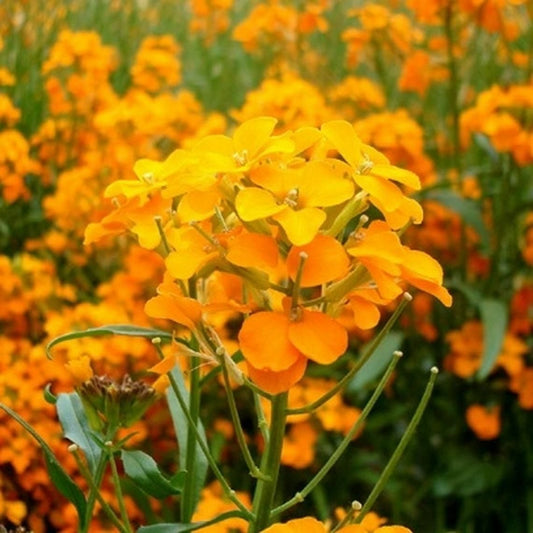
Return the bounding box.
[0,1,532,532]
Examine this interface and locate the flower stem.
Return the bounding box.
[153,343,251,518]
[249,393,288,533]
[286,295,410,415]
[180,354,202,522]
[355,367,439,523]
[107,443,134,533]
[71,447,127,533]
[82,451,109,533]
[274,351,402,518]
[221,361,270,481]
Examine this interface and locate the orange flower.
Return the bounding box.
[347,220,452,307]
[281,421,318,469]
[239,303,348,394]
[465,404,501,440]
[321,120,422,225]
[286,234,350,287]
[144,280,203,330]
[84,193,171,249]
[261,516,413,533]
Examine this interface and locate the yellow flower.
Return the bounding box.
[236,160,354,245]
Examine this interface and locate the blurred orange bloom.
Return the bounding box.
[466,404,501,440]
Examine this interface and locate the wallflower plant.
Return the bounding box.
[3,117,450,533]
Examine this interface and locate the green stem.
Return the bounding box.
[221,361,269,481]
[253,390,270,445]
[108,444,134,533]
[72,448,127,533]
[83,452,109,533]
[249,393,288,533]
[286,296,410,415]
[355,367,439,523]
[275,351,402,518]
[152,341,250,517]
[181,354,202,523]
[164,361,252,517]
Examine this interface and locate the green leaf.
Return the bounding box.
[348,331,404,392]
[433,451,502,497]
[424,189,490,253]
[167,366,208,513]
[43,383,57,404]
[0,402,87,530]
[477,298,508,380]
[137,511,247,533]
[46,324,174,358]
[56,392,103,475]
[121,450,185,499]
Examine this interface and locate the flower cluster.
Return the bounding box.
[88,116,451,395]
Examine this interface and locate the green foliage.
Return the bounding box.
[0,403,88,530]
[56,392,103,474]
[121,450,186,499]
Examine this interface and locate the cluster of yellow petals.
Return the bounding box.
[92,116,451,394]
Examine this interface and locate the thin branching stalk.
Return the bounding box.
[70,446,128,533]
[286,295,410,415]
[107,443,134,533]
[274,351,402,518]
[354,367,439,523]
[221,360,269,481]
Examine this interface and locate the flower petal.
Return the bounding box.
[239,312,301,371]
[246,354,308,394]
[321,120,363,169]
[273,207,326,245]
[347,295,382,330]
[353,173,403,210]
[145,290,202,330]
[287,234,350,287]
[226,232,279,270]
[178,189,219,222]
[235,187,286,221]
[289,310,348,364]
[166,249,218,280]
[299,160,355,207]
[371,164,421,190]
[233,116,277,157]
[148,354,178,375]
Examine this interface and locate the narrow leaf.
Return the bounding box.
[121,450,184,499]
[0,403,87,530]
[44,383,57,404]
[56,392,103,474]
[46,324,174,358]
[477,298,508,380]
[348,331,404,392]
